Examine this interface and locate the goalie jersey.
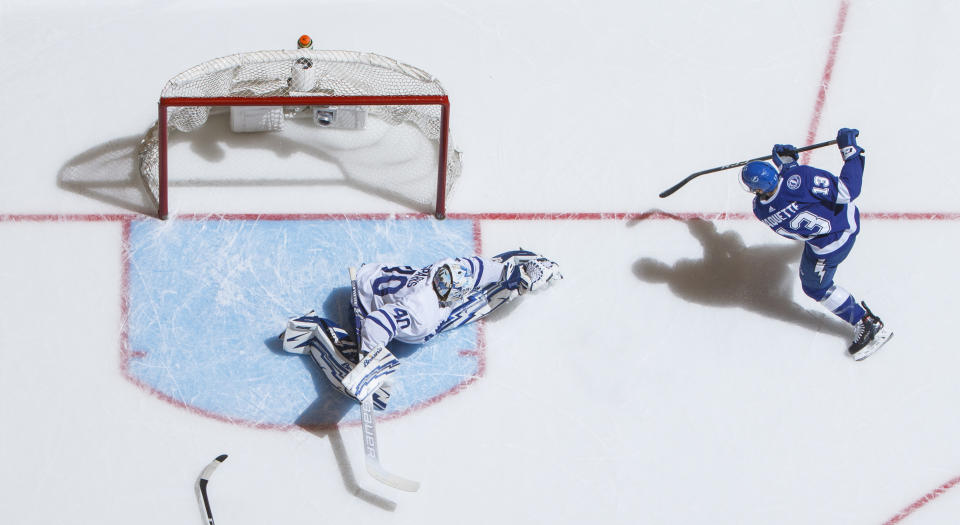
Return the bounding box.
[355,257,507,351]
[752,155,865,256]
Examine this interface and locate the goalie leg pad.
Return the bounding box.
[282,311,360,360]
[491,249,540,266]
[304,317,358,397]
[483,284,521,314]
[281,310,326,354]
[308,340,354,400]
[437,282,520,333]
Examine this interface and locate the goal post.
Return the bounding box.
[139,48,461,219]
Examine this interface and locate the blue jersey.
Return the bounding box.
[752,155,865,255]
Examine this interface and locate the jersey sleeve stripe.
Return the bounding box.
[836,179,851,204]
[473,257,484,286]
[367,312,396,338]
[820,284,852,311]
[380,309,398,333]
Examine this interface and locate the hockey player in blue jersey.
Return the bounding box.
[279,250,562,408]
[739,128,892,360]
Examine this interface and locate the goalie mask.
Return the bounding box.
[432,261,473,306]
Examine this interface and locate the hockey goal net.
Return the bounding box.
[138,49,461,219]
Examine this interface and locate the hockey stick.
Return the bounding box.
[195,454,228,525]
[348,267,421,493]
[658,139,838,198]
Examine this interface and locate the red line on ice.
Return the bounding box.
[5,211,960,223]
[801,0,850,164]
[883,475,960,525]
[0,213,134,222]
[119,218,132,366]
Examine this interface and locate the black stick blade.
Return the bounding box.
[196,454,228,525]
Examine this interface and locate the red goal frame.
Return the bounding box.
[156,94,451,220]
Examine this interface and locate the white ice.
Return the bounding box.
[2,1,960,524]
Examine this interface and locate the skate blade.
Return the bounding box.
[852,328,893,361]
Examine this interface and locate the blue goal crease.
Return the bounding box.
[125,218,480,427]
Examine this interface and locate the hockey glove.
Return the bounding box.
[291,316,392,408]
[515,258,563,294]
[341,345,400,403]
[837,128,864,160]
[771,144,799,169]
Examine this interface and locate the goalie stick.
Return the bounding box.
[349,267,421,492]
[195,454,228,525]
[658,139,838,198]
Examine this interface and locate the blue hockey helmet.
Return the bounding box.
[432,260,473,306]
[740,161,779,195]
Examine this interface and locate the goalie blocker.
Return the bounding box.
[280,249,562,408]
[280,312,393,410]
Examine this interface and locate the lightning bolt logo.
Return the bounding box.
[437,292,486,334]
[815,259,827,283]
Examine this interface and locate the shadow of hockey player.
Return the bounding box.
[263,337,401,509]
[267,270,526,509]
[263,286,412,511]
[300,423,399,511]
[632,216,851,340]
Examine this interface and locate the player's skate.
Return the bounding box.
[848,302,893,361]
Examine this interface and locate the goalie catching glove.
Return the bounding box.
[517,257,562,293]
[495,250,563,294]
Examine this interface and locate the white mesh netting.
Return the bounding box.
[138,49,462,216]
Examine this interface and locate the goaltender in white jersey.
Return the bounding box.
[280,249,562,409]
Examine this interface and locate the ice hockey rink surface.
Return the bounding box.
[2,1,960,523]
